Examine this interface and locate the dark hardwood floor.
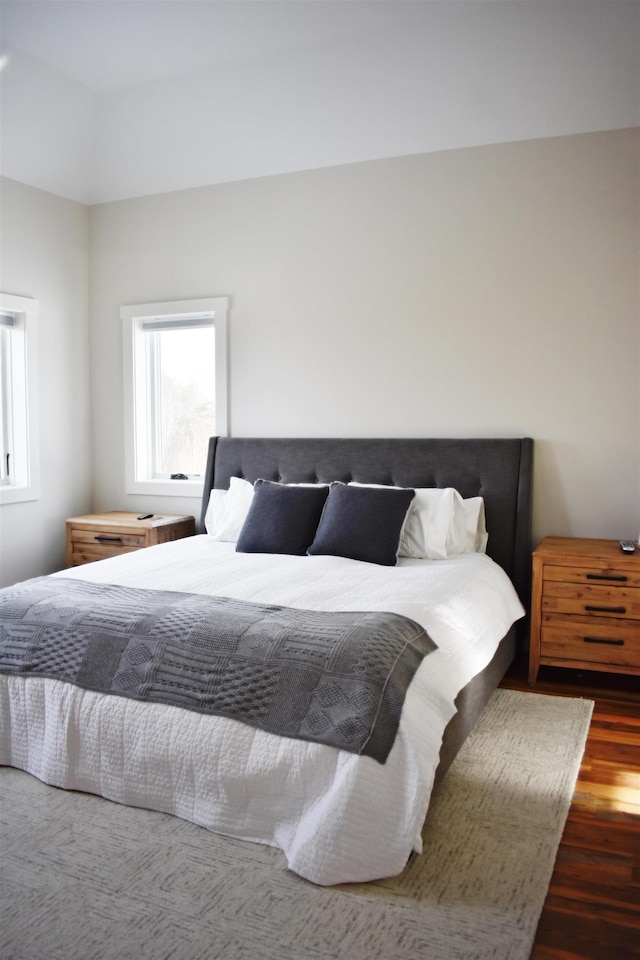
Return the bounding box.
[501,659,640,960]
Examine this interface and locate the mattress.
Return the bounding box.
[0,536,524,885]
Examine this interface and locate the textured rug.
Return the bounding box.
[0,688,593,960]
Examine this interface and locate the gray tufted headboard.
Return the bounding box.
[200,436,533,612]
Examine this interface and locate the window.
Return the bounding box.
[0,293,39,505]
[122,297,228,497]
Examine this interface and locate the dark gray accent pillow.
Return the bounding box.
[307,483,415,566]
[236,480,330,556]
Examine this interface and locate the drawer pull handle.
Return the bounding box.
[583,636,624,647]
[584,605,626,614]
[586,573,627,582]
[94,535,123,543]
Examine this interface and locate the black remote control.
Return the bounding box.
[619,540,635,553]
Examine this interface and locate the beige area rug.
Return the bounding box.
[0,688,593,960]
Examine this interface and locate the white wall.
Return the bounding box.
[0,178,92,586]
[89,128,640,546]
[0,127,637,587]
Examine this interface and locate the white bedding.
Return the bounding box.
[0,536,524,884]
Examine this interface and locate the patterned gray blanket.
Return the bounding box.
[0,577,437,763]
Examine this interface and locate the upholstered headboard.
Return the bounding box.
[200,436,533,611]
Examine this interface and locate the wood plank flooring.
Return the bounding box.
[501,660,640,960]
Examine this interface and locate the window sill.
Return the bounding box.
[0,483,40,505]
[126,478,204,498]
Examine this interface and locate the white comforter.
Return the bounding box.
[0,536,524,884]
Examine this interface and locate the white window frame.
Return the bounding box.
[0,293,40,505]
[122,297,228,498]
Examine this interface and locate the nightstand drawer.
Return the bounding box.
[544,563,640,588]
[541,581,640,619]
[541,615,640,669]
[68,526,147,563]
[71,528,147,549]
[69,544,142,564]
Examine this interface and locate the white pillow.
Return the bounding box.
[349,483,485,559]
[399,487,469,560]
[462,496,488,553]
[204,477,255,541]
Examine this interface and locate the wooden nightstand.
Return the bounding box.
[66,511,196,567]
[529,536,640,683]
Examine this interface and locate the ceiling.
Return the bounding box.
[0,0,446,93]
[1,0,638,204]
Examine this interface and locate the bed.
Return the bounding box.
[0,436,533,885]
